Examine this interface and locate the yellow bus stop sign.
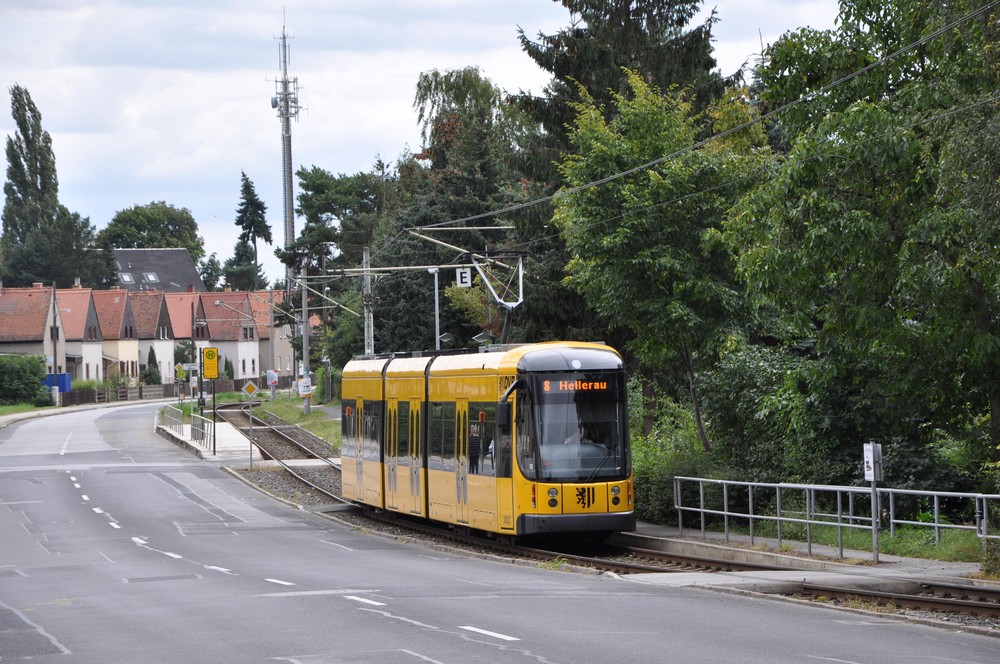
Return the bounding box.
[202,347,219,379]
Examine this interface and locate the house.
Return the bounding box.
[203,292,259,380]
[55,285,104,382]
[0,283,66,376]
[92,289,139,385]
[249,289,294,383]
[113,248,206,293]
[129,290,174,384]
[163,291,206,376]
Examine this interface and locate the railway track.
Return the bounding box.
[796,579,1000,619]
[216,402,347,506]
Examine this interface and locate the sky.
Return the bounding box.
[0,1,839,284]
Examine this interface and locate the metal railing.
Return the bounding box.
[160,405,184,437]
[674,476,1000,562]
[190,412,215,452]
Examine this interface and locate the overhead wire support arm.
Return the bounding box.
[293,276,361,317]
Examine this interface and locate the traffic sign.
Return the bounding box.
[242,380,259,399]
[202,347,219,379]
[267,369,278,386]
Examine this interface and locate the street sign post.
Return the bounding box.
[243,381,259,467]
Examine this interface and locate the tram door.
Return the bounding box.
[455,398,469,524]
[404,401,423,516]
[385,398,399,511]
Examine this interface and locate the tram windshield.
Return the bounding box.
[516,371,629,482]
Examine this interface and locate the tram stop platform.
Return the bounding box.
[610,521,985,593]
[157,417,263,467]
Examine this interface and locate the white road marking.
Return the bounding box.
[73,483,80,488]
[265,578,295,586]
[204,566,237,575]
[109,522,121,529]
[458,625,520,641]
[258,589,378,597]
[81,495,89,501]
[92,507,104,514]
[399,650,447,663]
[345,595,386,606]
[320,539,354,551]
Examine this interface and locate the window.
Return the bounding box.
[120,273,134,284]
[143,272,159,283]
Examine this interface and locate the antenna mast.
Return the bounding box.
[272,22,301,285]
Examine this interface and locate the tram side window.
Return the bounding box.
[363,400,383,462]
[468,402,496,476]
[397,402,409,466]
[428,401,455,471]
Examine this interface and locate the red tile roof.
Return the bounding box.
[0,286,53,342]
[91,289,129,340]
[55,288,95,341]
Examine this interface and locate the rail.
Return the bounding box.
[674,476,1000,562]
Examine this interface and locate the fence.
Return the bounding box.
[673,476,1000,562]
[59,383,177,407]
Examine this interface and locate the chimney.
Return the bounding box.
[33,282,44,288]
[73,277,82,289]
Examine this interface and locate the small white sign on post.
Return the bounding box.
[456,267,473,288]
[863,442,883,482]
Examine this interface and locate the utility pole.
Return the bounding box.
[271,22,301,286]
[363,247,374,356]
[301,266,310,415]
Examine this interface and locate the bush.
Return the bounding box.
[630,395,714,524]
[0,355,51,405]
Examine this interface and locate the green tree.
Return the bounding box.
[199,252,223,291]
[516,0,727,183]
[141,347,162,385]
[511,2,731,348]
[2,85,114,287]
[726,0,1000,480]
[98,201,205,263]
[222,238,266,292]
[555,72,769,450]
[2,84,59,254]
[234,171,271,290]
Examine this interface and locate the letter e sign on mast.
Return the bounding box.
[202,347,219,379]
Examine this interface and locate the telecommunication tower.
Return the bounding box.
[270,23,301,285]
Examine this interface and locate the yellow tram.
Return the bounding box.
[341,341,634,537]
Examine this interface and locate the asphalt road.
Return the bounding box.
[1,403,998,663]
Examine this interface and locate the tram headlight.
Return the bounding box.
[547,488,558,497]
[547,487,559,508]
[611,486,621,496]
